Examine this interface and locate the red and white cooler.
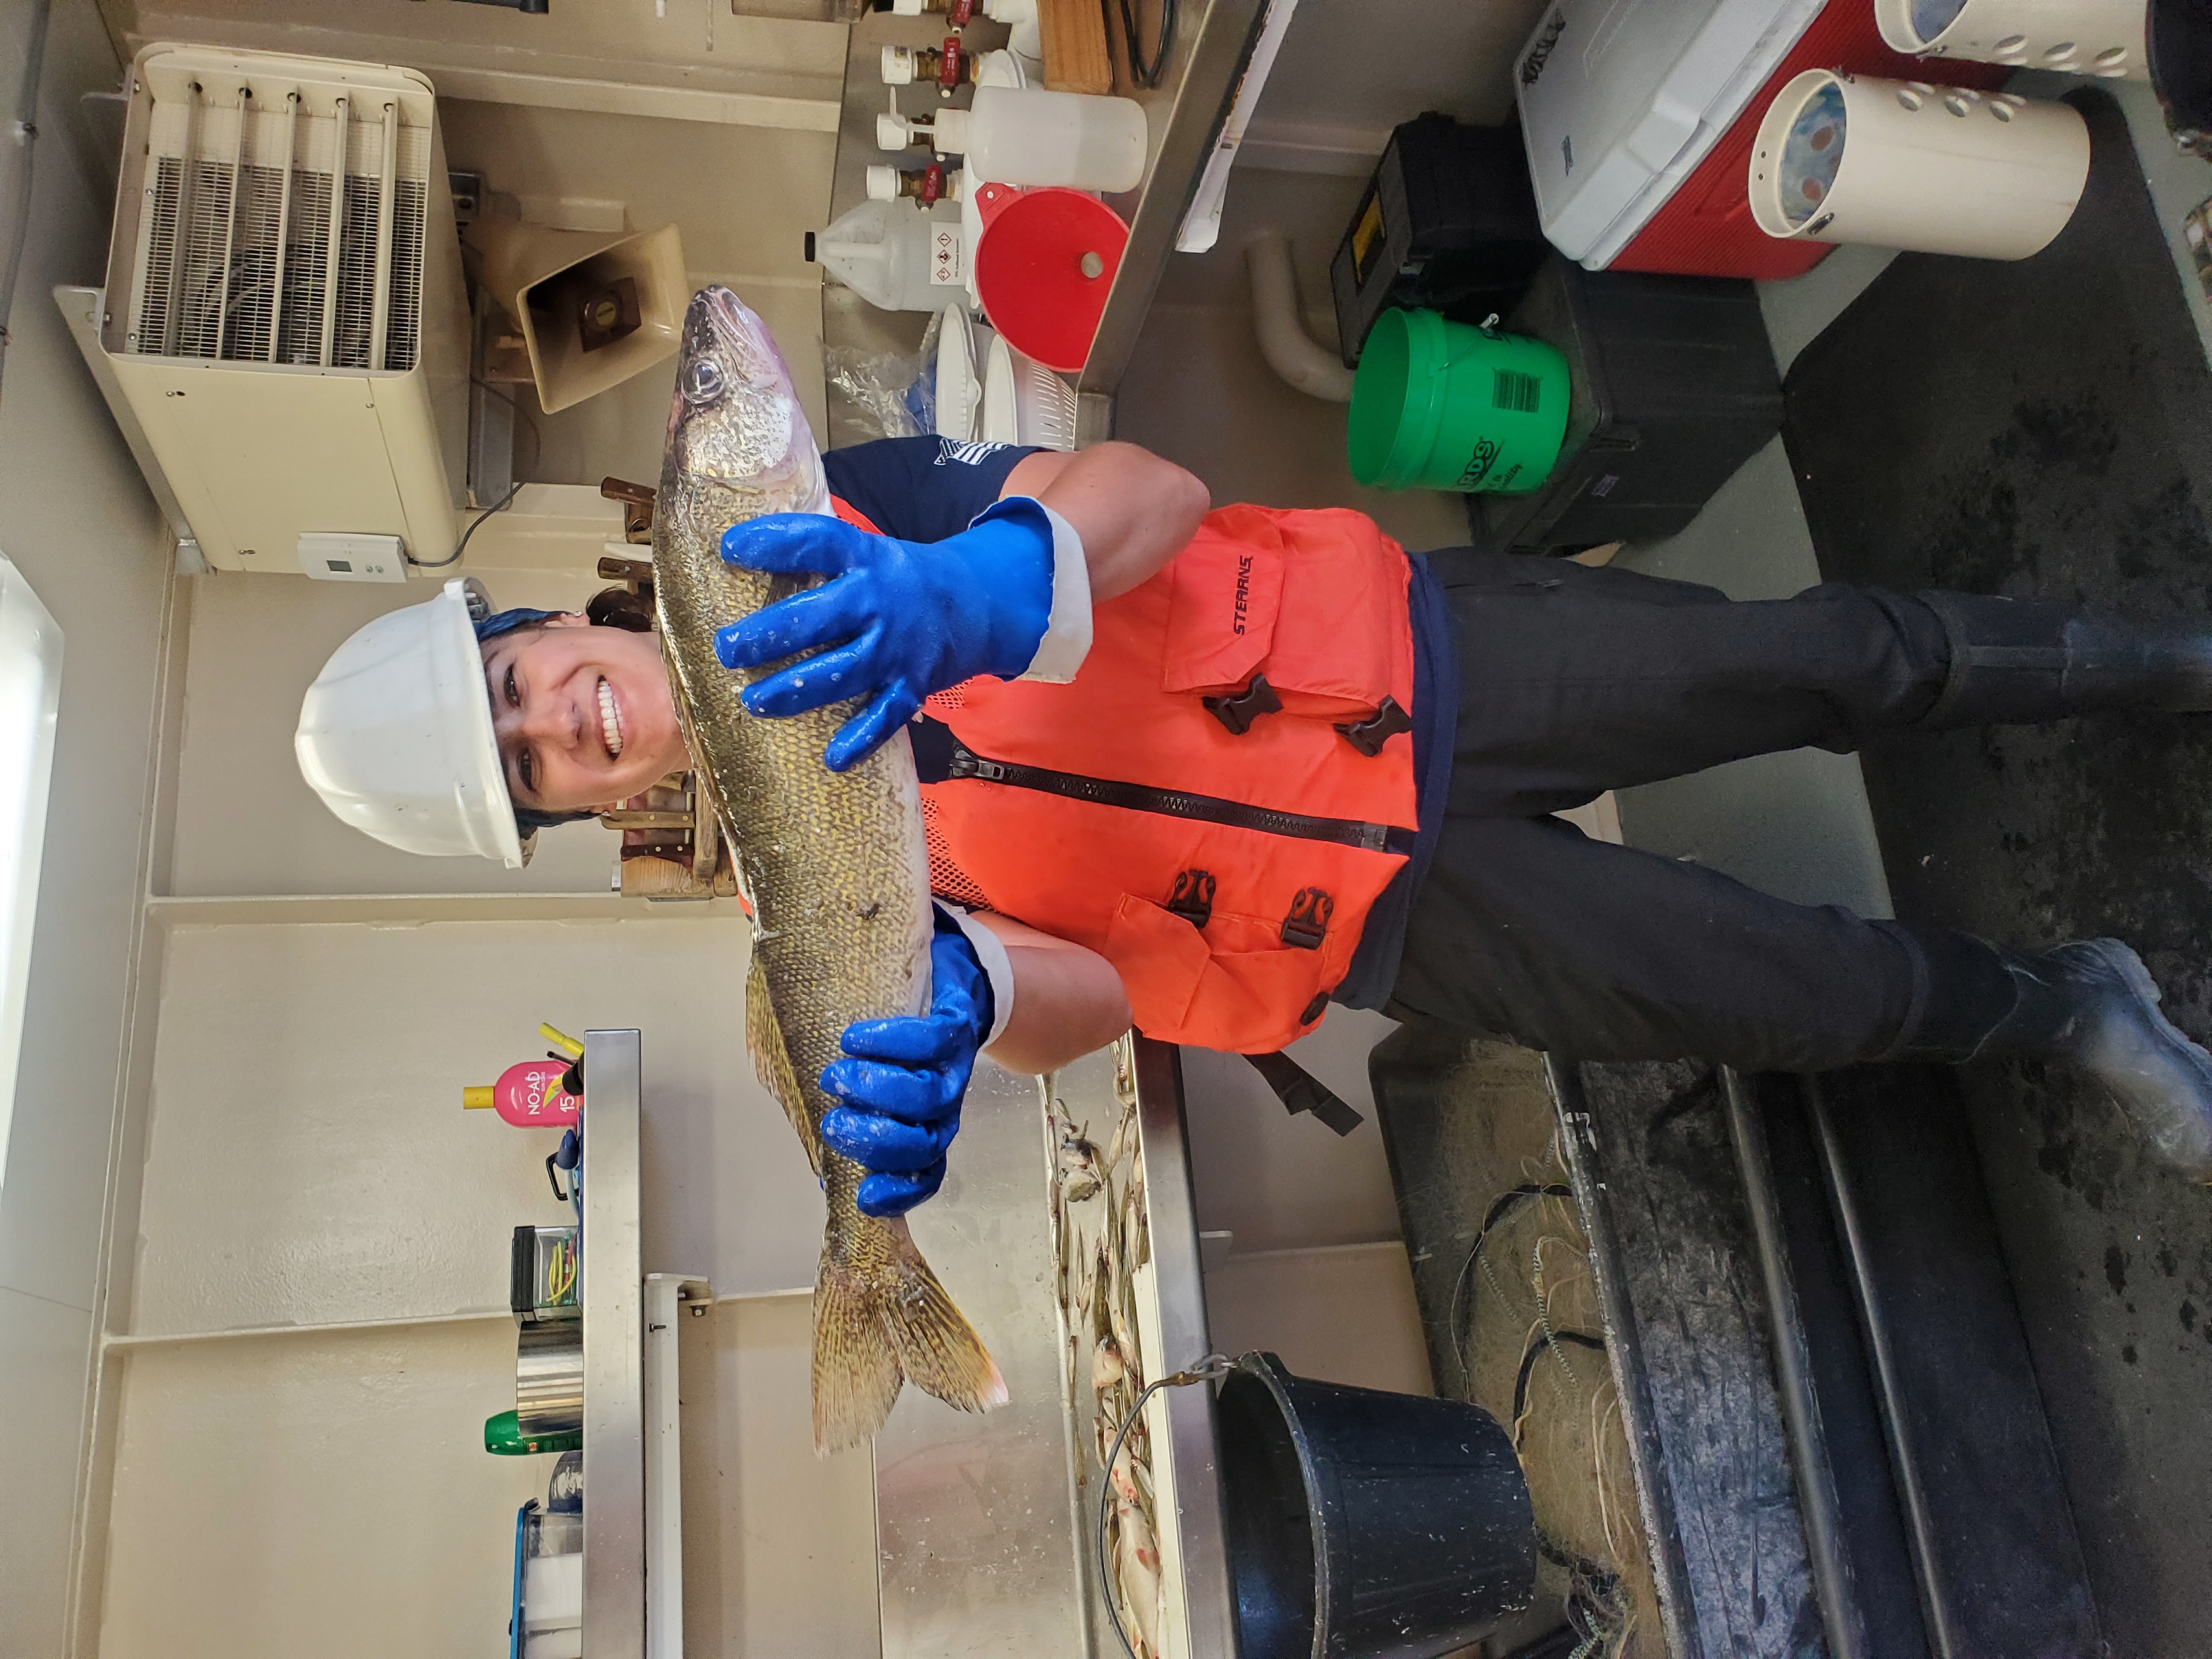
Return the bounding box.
[1515,0,2006,279]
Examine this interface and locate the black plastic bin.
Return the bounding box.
[1218,1352,1535,1659]
[1329,115,1549,369]
[1474,253,1782,554]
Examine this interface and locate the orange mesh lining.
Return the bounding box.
[921,792,991,909]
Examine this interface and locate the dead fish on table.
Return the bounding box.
[653,285,1006,1453]
[1060,1120,1105,1201]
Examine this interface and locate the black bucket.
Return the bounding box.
[1218,1353,1535,1659]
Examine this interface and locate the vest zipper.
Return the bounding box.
[944,740,1400,854]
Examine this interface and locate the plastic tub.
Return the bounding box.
[1346,308,1568,494]
[1748,70,2091,258]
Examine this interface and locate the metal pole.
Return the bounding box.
[267,89,298,362]
[213,83,248,358]
[368,98,397,371]
[161,80,202,357]
[318,93,346,366]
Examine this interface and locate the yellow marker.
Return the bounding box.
[539,1023,584,1060]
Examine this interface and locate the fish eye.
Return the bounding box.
[682,357,725,404]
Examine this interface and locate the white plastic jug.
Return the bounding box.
[810,196,964,312]
[929,87,1148,193]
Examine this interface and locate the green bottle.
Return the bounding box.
[484,1408,582,1456]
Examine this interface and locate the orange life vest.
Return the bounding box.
[826,496,1418,1052]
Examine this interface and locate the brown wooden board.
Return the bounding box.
[1040,0,1114,93]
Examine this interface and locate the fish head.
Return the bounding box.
[665,286,829,516]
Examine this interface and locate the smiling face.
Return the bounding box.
[481,617,693,814]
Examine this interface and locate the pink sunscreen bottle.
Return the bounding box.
[463,1059,580,1128]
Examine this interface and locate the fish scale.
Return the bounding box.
[652,285,1006,1453]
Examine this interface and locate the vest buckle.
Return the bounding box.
[1167,869,1216,928]
[1203,674,1283,736]
[1281,887,1334,949]
[1335,696,1413,757]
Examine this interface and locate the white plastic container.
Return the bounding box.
[929,87,1148,193]
[810,196,966,312]
[935,306,996,441]
[981,333,1076,450]
[1747,70,2090,258]
[1875,0,2148,78]
[1515,0,1826,267]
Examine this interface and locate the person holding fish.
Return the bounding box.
[300,292,2212,1244]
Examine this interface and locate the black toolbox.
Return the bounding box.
[1475,254,1782,554]
[1329,114,1548,369]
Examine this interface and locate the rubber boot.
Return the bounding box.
[1918,592,2212,727]
[1966,939,2212,1181]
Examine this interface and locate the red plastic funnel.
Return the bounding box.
[973,186,1128,374]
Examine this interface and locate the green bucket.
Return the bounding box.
[1347,308,1570,494]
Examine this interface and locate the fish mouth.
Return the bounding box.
[698,284,752,346]
[596,676,624,759]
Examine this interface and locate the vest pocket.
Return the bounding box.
[1106,894,1335,1052]
[1161,534,1279,697]
[1161,507,1397,725]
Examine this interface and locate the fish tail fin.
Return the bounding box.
[812,1244,906,1457]
[881,1217,1010,1417]
[810,1221,1008,1455]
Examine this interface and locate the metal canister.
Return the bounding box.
[516,1319,585,1436]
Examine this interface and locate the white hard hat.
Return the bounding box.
[295,578,526,867]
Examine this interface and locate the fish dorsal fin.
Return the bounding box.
[747,950,822,1176]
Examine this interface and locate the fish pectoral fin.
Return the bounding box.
[747,952,823,1177]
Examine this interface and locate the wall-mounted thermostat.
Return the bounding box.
[297,533,408,584]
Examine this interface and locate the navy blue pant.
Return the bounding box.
[1387,551,2016,1069]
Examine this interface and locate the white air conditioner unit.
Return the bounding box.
[97,43,470,574]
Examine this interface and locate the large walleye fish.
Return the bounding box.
[653,286,1006,1452]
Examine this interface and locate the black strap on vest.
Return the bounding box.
[1336,696,1413,757]
[1167,869,1215,927]
[1244,1051,1365,1137]
[1203,674,1283,735]
[1280,887,1334,949]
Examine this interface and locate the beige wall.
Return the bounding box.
[682,1294,882,1659]
[0,1,173,1654]
[95,912,873,1654]
[1241,0,1547,172]
[134,917,824,1332]
[100,1319,552,1659]
[1201,1241,1434,1396]
[99,1294,881,1659]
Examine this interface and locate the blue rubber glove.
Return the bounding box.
[819,913,996,1217]
[715,498,1057,771]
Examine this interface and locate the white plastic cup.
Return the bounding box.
[1875,0,2148,78]
[1747,70,2090,259]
